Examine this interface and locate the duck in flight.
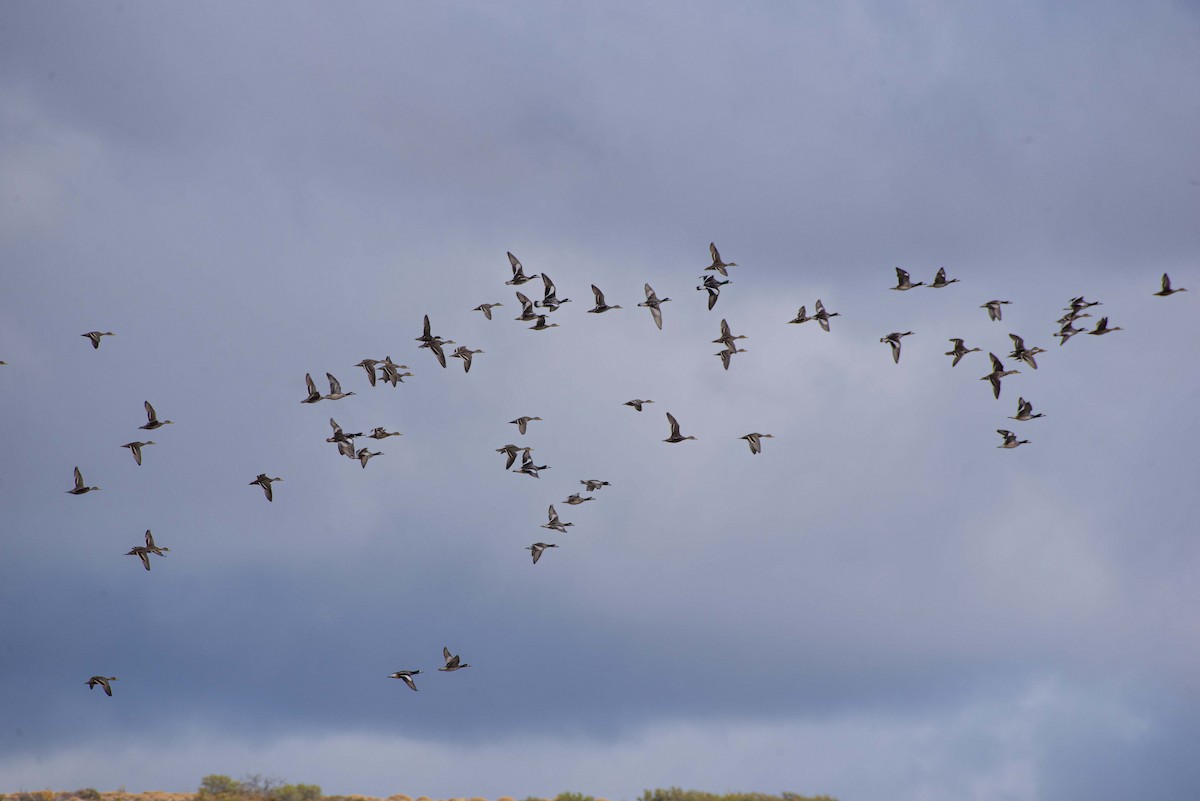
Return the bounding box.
[535,273,570,311]
[891,268,923,290]
[140,401,173,430]
[624,399,653,411]
[580,479,610,491]
[127,529,169,571]
[663,412,696,443]
[542,504,574,533]
[880,332,913,364]
[712,319,747,351]
[86,676,118,696]
[496,444,532,470]
[249,473,282,502]
[996,429,1030,449]
[1008,397,1044,421]
[1007,333,1046,370]
[473,302,503,319]
[980,353,1020,399]
[980,300,1012,321]
[67,467,100,495]
[510,416,542,436]
[1154,273,1187,296]
[526,542,558,564]
[121,441,155,466]
[588,285,622,314]
[638,284,671,330]
[450,346,483,373]
[928,267,959,288]
[944,338,980,367]
[322,373,355,401]
[1087,317,1123,335]
[505,252,538,286]
[388,669,421,691]
[812,300,840,331]
[740,432,774,455]
[82,331,115,349]
[705,242,737,276]
[439,647,470,672]
[301,373,323,403]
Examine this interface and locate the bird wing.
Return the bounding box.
[591,284,604,304]
[644,283,657,301]
[720,319,731,338]
[74,466,84,490]
[935,267,946,283]
[666,412,681,437]
[422,314,431,339]
[651,304,663,330]
[1009,333,1025,350]
[989,353,1004,373]
[895,267,909,284]
[326,373,342,394]
[144,401,157,422]
[306,373,317,394]
[709,242,720,263]
[508,251,523,275]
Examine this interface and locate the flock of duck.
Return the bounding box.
[48,249,1187,697]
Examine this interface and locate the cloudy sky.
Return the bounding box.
[2,2,1198,800]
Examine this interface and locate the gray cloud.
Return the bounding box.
[2,2,1199,800]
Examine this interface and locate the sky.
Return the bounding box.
[1,2,1199,800]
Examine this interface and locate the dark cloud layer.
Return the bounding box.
[2,2,1199,799]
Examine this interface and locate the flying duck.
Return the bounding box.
[439,647,470,672]
[580,479,610,491]
[980,353,1020,399]
[121,441,155,466]
[510,416,542,436]
[526,542,558,564]
[705,242,737,276]
[496,444,532,470]
[624,399,653,411]
[86,676,118,696]
[473,302,503,319]
[140,401,173,430]
[535,273,570,311]
[82,331,115,349]
[450,346,483,373]
[740,432,774,454]
[880,332,913,363]
[505,252,538,286]
[996,429,1030,449]
[928,267,959,288]
[66,467,99,495]
[587,285,622,314]
[1087,317,1123,335]
[1008,397,1044,421]
[945,338,980,367]
[638,284,671,330]
[301,373,323,403]
[542,504,574,533]
[891,268,923,290]
[249,473,282,501]
[980,300,1012,321]
[812,300,840,332]
[663,412,696,443]
[1154,273,1187,296]
[388,669,421,691]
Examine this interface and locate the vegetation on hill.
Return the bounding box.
[2,782,836,801]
